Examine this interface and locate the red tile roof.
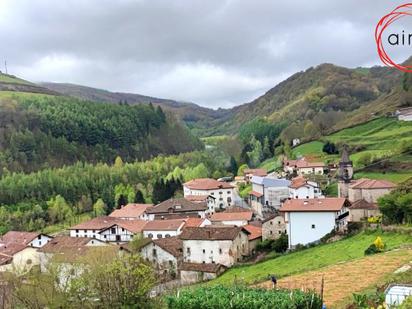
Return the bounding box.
[109,203,153,218]
[184,178,234,190]
[243,225,262,240]
[289,176,311,189]
[184,218,207,227]
[350,178,396,189]
[184,195,210,202]
[112,220,147,233]
[284,158,325,168]
[1,231,41,246]
[280,198,347,212]
[143,219,186,231]
[210,211,253,222]
[39,236,98,254]
[250,191,263,198]
[244,168,268,177]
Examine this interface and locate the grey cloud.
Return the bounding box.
[0,0,410,108]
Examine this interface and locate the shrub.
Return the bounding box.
[322,141,339,154]
[367,215,382,224]
[271,233,288,253]
[364,236,385,255]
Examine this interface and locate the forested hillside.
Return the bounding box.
[41,82,231,136]
[0,93,203,174]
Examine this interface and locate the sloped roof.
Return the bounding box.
[180,262,226,273]
[184,178,234,190]
[147,198,207,214]
[1,231,41,246]
[143,219,186,231]
[243,225,262,240]
[250,191,263,197]
[184,195,210,202]
[184,218,207,227]
[0,243,28,265]
[349,199,379,210]
[179,226,249,241]
[111,220,147,233]
[210,211,253,222]
[350,178,396,189]
[38,236,102,254]
[280,198,347,212]
[244,168,267,177]
[153,237,183,258]
[109,203,153,218]
[289,176,314,189]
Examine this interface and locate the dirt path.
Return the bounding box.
[256,249,412,308]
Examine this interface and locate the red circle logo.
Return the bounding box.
[376,3,412,72]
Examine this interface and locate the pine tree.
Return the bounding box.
[229,156,238,175]
[117,194,127,208]
[134,190,145,203]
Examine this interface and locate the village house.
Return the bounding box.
[288,176,323,199]
[396,107,412,121]
[69,216,146,243]
[146,198,208,220]
[179,226,250,267]
[281,198,350,248]
[184,195,217,215]
[243,224,262,255]
[243,168,267,183]
[260,215,286,241]
[180,262,227,284]
[283,158,326,175]
[142,219,186,239]
[109,203,153,220]
[209,209,253,226]
[183,178,235,210]
[249,176,290,216]
[348,178,396,203]
[139,237,183,281]
[0,231,53,273]
[348,199,381,222]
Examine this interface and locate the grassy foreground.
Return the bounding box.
[209,231,412,286]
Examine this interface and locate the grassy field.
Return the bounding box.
[0,73,33,85]
[355,171,412,183]
[258,248,412,308]
[258,157,281,171]
[209,231,412,286]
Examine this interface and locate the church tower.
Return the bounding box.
[338,145,353,198]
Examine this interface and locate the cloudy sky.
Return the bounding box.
[0,0,411,108]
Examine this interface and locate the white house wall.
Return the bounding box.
[286,212,336,248]
[183,187,234,210]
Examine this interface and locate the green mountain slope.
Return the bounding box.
[291,117,412,182]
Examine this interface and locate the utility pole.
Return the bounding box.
[4,60,7,74]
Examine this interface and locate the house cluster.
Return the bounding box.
[0,148,397,284]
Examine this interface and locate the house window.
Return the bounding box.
[122,228,125,232]
[38,235,41,240]
[148,233,153,239]
[270,221,273,225]
[76,229,79,233]
[278,231,281,234]
[157,234,163,239]
[270,231,273,235]
[153,249,157,256]
[202,249,205,253]
[227,191,231,194]
[219,248,222,254]
[187,247,191,254]
[211,192,214,195]
[278,221,281,225]
[111,228,116,234]
[219,198,223,201]
[202,261,206,264]
[227,197,232,203]
[219,191,223,194]
[311,224,316,229]
[165,234,171,238]
[169,260,173,267]
[104,235,107,239]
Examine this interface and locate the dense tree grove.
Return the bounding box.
[378,178,412,224]
[0,95,203,174]
[0,150,228,233]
